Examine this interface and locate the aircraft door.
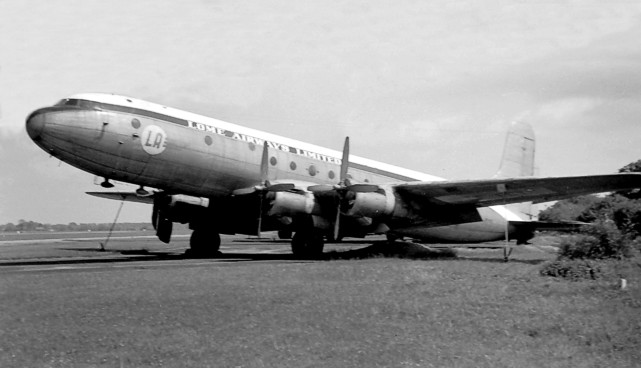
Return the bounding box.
[110,113,151,177]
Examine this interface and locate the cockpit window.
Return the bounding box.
[54,99,99,109]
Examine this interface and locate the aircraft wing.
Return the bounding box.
[393,173,641,207]
[86,191,155,204]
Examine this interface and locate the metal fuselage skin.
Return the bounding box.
[25,94,517,242]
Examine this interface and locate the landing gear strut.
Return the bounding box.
[187,229,221,257]
[291,230,324,259]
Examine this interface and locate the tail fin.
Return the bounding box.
[496,121,536,220]
[495,121,535,178]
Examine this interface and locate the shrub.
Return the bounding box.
[558,222,632,260]
[540,259,601,280]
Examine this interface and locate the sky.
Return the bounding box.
[1,0,641,225]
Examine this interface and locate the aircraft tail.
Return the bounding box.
[495,121,535,178]
[495,121,536,220]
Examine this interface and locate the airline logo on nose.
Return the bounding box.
[141,125,167,155]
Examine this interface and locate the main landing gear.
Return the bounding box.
[186,228,221,257]
[291,230,325,259]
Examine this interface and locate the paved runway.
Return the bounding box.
[0,232,379,274]
[0,230,539,276]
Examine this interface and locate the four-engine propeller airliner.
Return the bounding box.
[25,93,641,257]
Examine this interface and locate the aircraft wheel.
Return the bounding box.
[291,231,324,259]
[188,229,221,257]
[278,229,292,240]
[156,217,173,244]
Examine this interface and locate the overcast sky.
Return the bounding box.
[1,0,641,224]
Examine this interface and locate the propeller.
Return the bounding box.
[332,137,351,239]
[232,144,295,196]
[256,143,270,238]
[236,143,296,237]
[306,137,379,240]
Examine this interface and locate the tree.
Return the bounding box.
[618,159,641,199]
[539,195,602,222]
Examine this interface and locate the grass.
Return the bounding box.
[1,239,640,367]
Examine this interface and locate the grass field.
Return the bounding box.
[1,236,640,367]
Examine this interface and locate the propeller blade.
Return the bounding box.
[340,136,350,184]
[333,205,341,241]
[307,184,334,193]
[257,194,263,238]
[260,143,269,182]
[267,183,296,192]
[232,186,260,195]
[347,184,380,193]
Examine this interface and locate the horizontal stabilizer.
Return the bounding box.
[510,220,589,232]
[87,191,155,204]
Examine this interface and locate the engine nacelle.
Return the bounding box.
[152,194,210,244]
[344,188,395,218]
[268,191,320,217]
[154,194,210,225]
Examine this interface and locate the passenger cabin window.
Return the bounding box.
[309,165,317,176]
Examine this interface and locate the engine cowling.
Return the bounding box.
[344,187,395,218]
[267,191,320,217]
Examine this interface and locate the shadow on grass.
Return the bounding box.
[457,257,549,265]
[321,241,458,260]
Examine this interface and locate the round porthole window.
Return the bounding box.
[205,136,213,145]
[328,170,335,179]
[309,165,317,176]
[290,161,297,170]
[270,157,277,166]
[248,142,256,151]
[131,118,141,129]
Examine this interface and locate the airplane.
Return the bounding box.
[25,93,641,258]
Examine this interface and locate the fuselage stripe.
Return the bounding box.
[63,98,419,182]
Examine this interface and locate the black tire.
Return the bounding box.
[188,230,221,257]
[278,229,292,240]
[291,231,324,259]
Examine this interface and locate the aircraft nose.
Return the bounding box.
[25,109,46,141]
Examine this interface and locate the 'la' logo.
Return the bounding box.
[141,125,167,155]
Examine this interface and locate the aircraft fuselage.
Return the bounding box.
[26,94,518,244]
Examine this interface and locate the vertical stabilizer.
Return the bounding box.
[495,121,535,178]
[496,121,536,220]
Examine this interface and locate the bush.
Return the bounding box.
[558,222,632,260]
[540,259,601,280]
[541,222,634,280]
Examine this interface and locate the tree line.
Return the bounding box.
[0,220,154,233]
[539,159,641,238]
